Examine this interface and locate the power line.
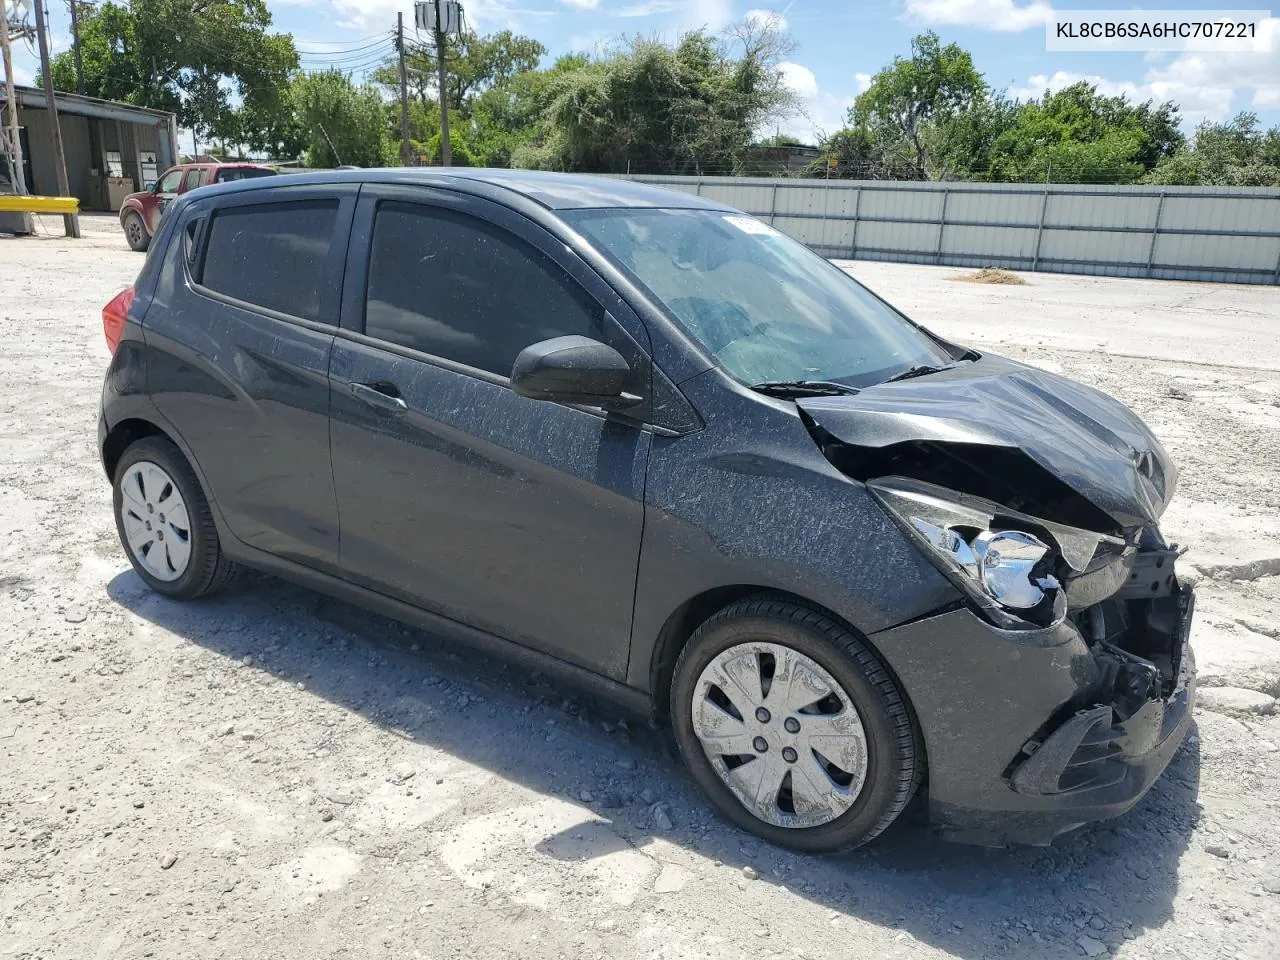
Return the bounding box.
[295,34,392,54]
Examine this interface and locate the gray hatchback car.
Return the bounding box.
[99,169,1195,851]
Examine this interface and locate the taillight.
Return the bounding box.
[103,287,135,354]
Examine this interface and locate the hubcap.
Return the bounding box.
[691,641,868,828]
[119,461,191,582]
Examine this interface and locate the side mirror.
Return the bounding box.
[511,336,639,407]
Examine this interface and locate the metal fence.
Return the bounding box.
[624,175,1280,286]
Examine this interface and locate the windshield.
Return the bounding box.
[563,208,954,388]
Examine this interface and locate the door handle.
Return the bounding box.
[349,381,408,413]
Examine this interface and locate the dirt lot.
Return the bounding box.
[2,214,1279,960]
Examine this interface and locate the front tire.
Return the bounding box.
[122,211,150,252]
[670,596,922,852]
[113,436,238,599]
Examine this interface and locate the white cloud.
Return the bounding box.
[681,0,734,31]
[14,64,34,87]
[779,61,818,99]
[773,61,855,143]
[905,0,1052,33]
[1145,18,1280,114]
[746,8,789,32]
[560,0,599,8]
[616,1,679,16]
[855,71,873,94]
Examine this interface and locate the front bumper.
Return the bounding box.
[869,583,1195,847]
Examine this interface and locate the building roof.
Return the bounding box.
[1,85,175,125]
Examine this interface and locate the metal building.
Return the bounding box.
[0,84,179,210]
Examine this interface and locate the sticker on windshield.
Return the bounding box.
[723,215,781,237]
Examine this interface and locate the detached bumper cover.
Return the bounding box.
[869,586,1196,846]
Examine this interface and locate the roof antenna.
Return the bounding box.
[317,122,343,167]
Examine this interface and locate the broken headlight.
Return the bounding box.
[868,477,1125,631]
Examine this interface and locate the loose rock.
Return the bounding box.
[742,865,758,880]
[1077,934,1107,957]
[1197,687,1276,716]
[1205,844,1233,859]
[327,792,354,806]
[160,854,178,870]
[650,802,673,831]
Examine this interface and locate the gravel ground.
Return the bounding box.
[2,215,1279,960]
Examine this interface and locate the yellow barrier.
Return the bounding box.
[0,194,81,214]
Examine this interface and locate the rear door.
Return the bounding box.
[144,183,357,574]
[328,185,653,678]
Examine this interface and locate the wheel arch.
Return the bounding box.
[102,417,167,480]
[647,586,923,735]
[119,202,145,227]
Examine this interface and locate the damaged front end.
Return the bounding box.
[794,358,1196,843]
[860,475,1196,842]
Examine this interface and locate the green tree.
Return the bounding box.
[1146,113,1280,186]
[851,31,986,179]
[372,28,547,164]
[513,17,798,174]
[290,70,393,168]
[984,82,1182,183]
[50,0,297,148]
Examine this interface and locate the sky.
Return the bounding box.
[7,1,1280,145]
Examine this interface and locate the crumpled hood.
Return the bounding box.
[797,354,1177,530]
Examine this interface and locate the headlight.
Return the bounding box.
[869,477,1125,631]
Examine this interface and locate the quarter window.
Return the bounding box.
[364,202,602,377]
[200,200,339,322]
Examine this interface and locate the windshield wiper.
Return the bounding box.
[879,359,971,385]
[750,379,861,398]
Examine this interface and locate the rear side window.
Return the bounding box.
[216,167,277,183]
[364,202,602,376]
[179,168,203,193]
[200,200,338,322]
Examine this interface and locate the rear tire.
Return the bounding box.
[122,211,150,252]
[113,436,238,599]
[670,595,922,852]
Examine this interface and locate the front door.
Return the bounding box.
[329,188,652,679]
[147,166,184,232]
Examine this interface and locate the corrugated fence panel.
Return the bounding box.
[623,175,1280,284]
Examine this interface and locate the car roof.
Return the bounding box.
[193,167,733,212]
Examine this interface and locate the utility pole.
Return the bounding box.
[67,0,84,94]
[433,1,450,166]
[34,0,78,236]
[396,11,411,166]
[1,0,31,198]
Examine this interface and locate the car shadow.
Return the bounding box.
[107,568,1201,959]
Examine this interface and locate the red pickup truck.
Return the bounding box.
[118,162,277,251]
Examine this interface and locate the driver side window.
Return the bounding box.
[155,168,183,194]
[363,201,603,377]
